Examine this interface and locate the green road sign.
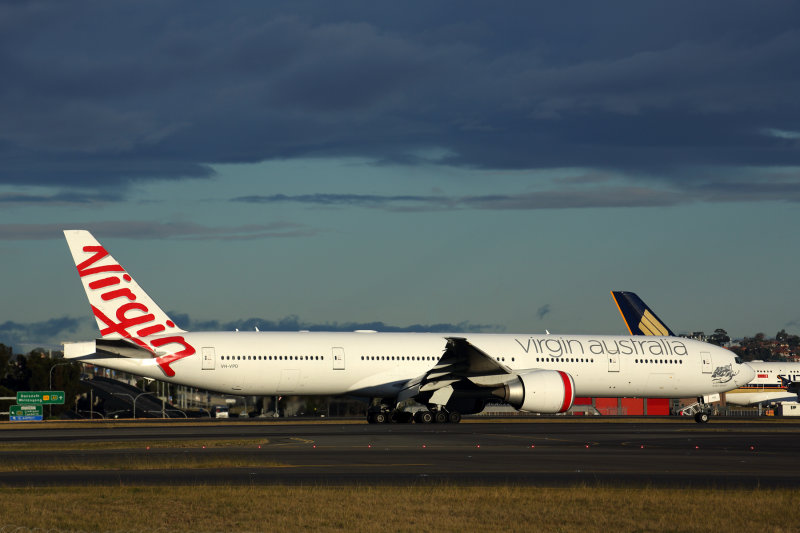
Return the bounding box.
[10,404,43,421]
[10,404,43,416]
[16,391,65,405]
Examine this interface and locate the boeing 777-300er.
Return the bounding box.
[61,230,754,423]
[611,290,800,411]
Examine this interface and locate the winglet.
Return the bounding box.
[611,291,675,337]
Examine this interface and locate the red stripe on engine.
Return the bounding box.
[558,371,573,413]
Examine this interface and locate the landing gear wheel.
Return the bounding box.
[434,411,448,424]
[694,412,710,424]
[367,413,376,424]
[415,410,433,424]
[374,412,387,424]
[448,411,462,424]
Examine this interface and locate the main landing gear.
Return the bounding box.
[366,405,461,424]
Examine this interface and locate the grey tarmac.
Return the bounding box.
[1,418,798,487]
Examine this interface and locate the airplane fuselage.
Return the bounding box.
[725,360,800,406]
[75,331,747,399]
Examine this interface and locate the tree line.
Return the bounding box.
[728,330,800,361]
[0,343,84,418]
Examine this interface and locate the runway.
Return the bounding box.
[1,419,799,487]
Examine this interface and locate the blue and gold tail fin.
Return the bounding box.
[611,291,675,336]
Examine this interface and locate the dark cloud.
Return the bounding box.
[687,176,800,203]
[1,1,799,199]
[0,221,319,240]
[232,188,686,211]
[0,317,87,352]
[0,314,504,350]
[168,313,504,334]
[464,189,684,209]
[537,305,551,321]
[0,191,123,205]
[233,193,452,211]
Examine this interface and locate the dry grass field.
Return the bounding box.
[0,485,796,533]
[1,420,797,531]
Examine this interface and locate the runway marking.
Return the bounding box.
[257,437,315,448]
[0,438,274,451]
[675,427,800,434]
[483,432,601,446]
[620,441,663,448]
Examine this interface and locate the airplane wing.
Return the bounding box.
[432,337,512,378]
[397,337,513,404]
[398,337,574,415]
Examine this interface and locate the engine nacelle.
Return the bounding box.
[494,370,575,414]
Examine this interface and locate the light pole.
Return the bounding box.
[111,393,133,418]
[112,391,155,419]
[48,362,73,419]
[133,391,155,419]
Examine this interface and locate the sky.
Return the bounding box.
[1,1,800,351]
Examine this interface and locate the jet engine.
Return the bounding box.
[493,370,575,414]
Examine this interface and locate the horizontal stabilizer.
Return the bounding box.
[96,338,155,359]
[63,341,96,359]
[63,338,154,359]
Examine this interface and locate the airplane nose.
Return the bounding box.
[738,362,756,386]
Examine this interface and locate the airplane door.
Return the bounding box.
[607,353,620,372]
[202,347,215,370]
[701,352,712,374]
[332,347,345,370]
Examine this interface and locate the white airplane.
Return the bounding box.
[611,290,800,407]
[62,230,754,423]
[725,362,800,406]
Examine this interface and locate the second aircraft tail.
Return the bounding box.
[611,291,675,336]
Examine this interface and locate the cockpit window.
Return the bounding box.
[735,357,744,364]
